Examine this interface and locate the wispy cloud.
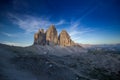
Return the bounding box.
[8,13,95,44]
[8,13,65,33]
[68,21,94,43]
[79,6,98,21]
[55,20,65,26]
[1,32,17,37]
[1,41,30,47]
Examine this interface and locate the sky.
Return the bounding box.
[0,0,120,46]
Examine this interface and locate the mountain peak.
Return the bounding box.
[49,24,55,29]
[60,30,69,37]
[46,24,58,45]
[61,29,67,32]
[59,29,74,46]
[34,24,75,46]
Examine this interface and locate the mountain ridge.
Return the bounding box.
[34,25,76,47]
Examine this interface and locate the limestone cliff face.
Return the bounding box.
[34,25,76,46]
[46,25,58,45]
[34,29,46,45]
[58,30,74,46]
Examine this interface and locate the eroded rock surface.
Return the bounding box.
[58,30,74,46]
[34,24,75,46]
[34,29,46,45]
[46,25,58,45]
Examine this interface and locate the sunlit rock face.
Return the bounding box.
[58,30,74,46]
[46,25,58,45]
[34,29,46,45]
[34,24,75,46]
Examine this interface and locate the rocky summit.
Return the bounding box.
[58,30,74,46]
[34,25,75,46]
[46,25,58,45]
[34,29,46,45]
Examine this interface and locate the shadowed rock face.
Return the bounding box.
[34,29,46,45]
[34,24,75,46]
[46,25,58,45]
[58,30,74,46]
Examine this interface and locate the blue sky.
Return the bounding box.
[0,0,120,46]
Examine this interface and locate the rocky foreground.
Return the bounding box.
[0,43,120,80]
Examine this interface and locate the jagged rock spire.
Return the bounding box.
[46,25,58,45]
[34,29,46,45]
[34,24,75,46]
[58,30,74,46]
